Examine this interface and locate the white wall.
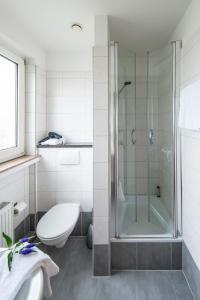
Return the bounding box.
[0,7,45,68]
[37,51,93,213]
[46,52,93,143]
[0,169,29,230]
[46,51,92,72]
[36,67,47,142]
[0,6,46,235]
[46,70,92,143]
[93,16,110,247]
[37,148,93,212]
[172,0,200,270]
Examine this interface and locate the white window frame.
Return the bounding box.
[0,48,25,163]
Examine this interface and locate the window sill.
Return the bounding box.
[0,155,41,178]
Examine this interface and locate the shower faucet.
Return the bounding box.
[149,129,154,144]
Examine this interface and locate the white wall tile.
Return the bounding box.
[37,148,93,212]
[93,46,108,57]
[37,172,57,192]
[93,45,109,245]
[0,169,29,229]
[93,110,108,136]
[93,189,109,217]
[93,216,109,244]
[93,136,108,162]
[37,191,56,211]
[46,71,92,143]
[26,72,35,93]
[93,163,108,190]
[93,83,108,110]
[46,77,62,97]
[62,78,86,97]
[93,57,108,83]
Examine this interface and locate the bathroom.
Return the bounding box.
[0,0,200,299]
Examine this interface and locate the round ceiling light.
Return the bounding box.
[71,23,82,32]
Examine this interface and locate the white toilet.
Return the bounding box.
[36,203,80,248]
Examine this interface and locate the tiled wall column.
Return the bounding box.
[25,60,36,155]
[93,16,110,276]
[25,60,46,229]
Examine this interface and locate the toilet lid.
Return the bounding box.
[36,203,80,239]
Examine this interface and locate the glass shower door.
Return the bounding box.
[110,41,181,238]
[114,43,137,237]
[147,44,175,237]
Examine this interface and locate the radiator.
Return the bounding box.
[0,202,13,247]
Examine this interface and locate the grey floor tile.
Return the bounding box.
[183,242,200,300]
[135,271,160,300]
[95,274,136,300]
[71,215,82,236]
[169,271,194,300]
[38,238,193,300]
[149,271,177,300]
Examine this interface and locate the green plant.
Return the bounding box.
[2,232,39,271]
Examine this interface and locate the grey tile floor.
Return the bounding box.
[40,238,193,300]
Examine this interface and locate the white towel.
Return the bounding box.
[0,248,59,300]
[40,138,64,146]
[179,80,200,130]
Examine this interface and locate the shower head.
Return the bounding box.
[124,81,132,86]
[119,81,132,95]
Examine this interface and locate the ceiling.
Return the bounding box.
[0,0,191,53]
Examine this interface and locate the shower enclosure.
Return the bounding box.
[110,41,181,238]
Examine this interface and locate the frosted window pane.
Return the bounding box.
[0,55,17,151]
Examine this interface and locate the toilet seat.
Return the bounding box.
[36,203,80,241]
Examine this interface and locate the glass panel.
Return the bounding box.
[0,55,17,151]
[113,42,180,238]
[117,45,136,236]
[147,45,174,236]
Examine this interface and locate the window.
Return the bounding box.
[0,48,25,163]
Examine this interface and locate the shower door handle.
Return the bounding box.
[149,129,154,144]
[131,129,136,145]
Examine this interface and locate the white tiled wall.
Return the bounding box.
[25,63,47,154]
[37,148,93,212]
[25,62,46,223]
[46,71,93,143]
[121,56,160,196]
[25,63,36,155]
[93,45,110,245]
[36,67,46,142]
[0,169,29,229]
[172,0,200,271]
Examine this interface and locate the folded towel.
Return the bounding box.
[40,138,63,146]
[179,80,200,130]
[0,247,59,300]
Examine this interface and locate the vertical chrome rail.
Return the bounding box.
[172,41,177,238]
[109,41,117,238]
[146,51,151,223]
[114,42,119,238]
[172,41,178,238]
[134,52,138,222]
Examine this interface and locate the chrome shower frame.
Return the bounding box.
[109,40,182,239]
